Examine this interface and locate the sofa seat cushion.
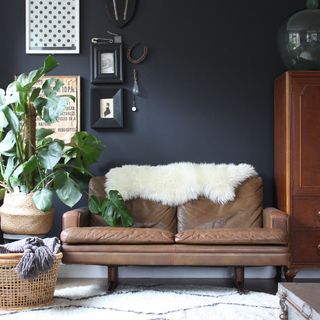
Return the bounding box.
[175,228,288,245]
[61,227,175,244]
[177,177,263,231]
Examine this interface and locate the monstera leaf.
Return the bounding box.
[67,132,104,171]
[36,128,55,141]
[33,188,54,211]
[88,191,133,227]
[38,140,64,170]
[0,130,16,155]
[54,172,82,207]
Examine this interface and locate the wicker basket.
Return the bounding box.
[0,252,62,310]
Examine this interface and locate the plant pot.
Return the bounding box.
[0,193,54,235]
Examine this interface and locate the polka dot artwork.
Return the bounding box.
[26,0,79,54]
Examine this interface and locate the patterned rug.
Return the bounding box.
[0,282,281,320]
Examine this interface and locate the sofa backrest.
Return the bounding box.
[88,176,177,233]
[176,176,263,232]
[88,176,263,233]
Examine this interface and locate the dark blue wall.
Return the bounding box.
[0,0,305,236]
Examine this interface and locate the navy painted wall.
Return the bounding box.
[0,0,305,236]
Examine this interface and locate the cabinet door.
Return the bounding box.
[292,197,320,230]
[291,230,320,264]
[291,74,320,196]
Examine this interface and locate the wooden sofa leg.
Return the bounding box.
[284,267,298,282]
[107,266,119,293]
[233,266,247,294]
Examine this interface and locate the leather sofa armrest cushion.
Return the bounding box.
[263,207,288,231]
[62,208,91,230]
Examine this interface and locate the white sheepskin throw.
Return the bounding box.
[105,162,257,206]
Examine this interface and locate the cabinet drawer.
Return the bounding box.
[291,231,320,264]
[292,198,320,229]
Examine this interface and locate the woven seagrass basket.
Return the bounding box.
[0,252,62,310]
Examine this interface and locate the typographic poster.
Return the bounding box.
[36,76,80,143]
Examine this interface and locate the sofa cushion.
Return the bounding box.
[127,199,177,232]
[89,176,106,200]
[177,176,263,231]
[89,176,177,233]
[90,199,177,233]
[175,228,288,245]
[60,227,175,244]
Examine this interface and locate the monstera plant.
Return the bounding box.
[0,56,104,235]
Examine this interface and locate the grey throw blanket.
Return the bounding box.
[0,237,61,279]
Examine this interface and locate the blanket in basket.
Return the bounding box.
[0,237,61,279]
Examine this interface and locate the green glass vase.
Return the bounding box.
[278,0,320,70]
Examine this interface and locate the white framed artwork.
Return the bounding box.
[26,0,80,54]
[100,98,114,119]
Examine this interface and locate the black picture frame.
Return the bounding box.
[91,43,123,83]
[91,87,123,128]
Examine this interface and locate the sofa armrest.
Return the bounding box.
[62,208,91,230]
[263,207,288,231]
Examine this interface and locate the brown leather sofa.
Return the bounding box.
[60,176,289,293]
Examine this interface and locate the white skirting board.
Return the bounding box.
[57,264,320,279]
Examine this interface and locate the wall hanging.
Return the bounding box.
[127,42,148,112]
[91,87,123,128]
[105,0,137,28]
[278,0,320,69]
[26,0,80,54]
[91,36,123,84]
[35,76,81,143]
[131,68,140,112]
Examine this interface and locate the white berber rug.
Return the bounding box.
[0,282,280,320]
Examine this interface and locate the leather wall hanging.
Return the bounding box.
[105,0,137,28]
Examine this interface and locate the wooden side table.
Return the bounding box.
[278,283,320,320]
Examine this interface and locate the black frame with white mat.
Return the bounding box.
[91,87,123,128]
[91,42,123,84]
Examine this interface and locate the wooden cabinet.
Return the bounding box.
[274,72,320,273]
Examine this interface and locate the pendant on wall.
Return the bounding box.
[105,0,137,28]
[127,43,149,112]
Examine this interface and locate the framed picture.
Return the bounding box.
[36,76,81,143]
[91,42,123,83]
[26,0,80,54]
[91,87,123,128]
